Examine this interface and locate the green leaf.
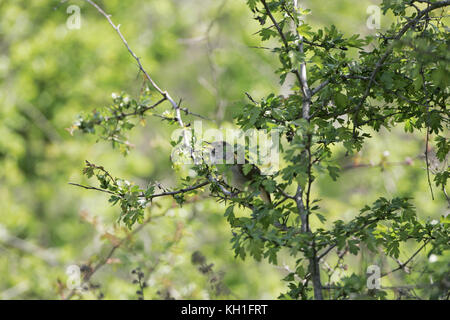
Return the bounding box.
[246,0,257,10]
[327,165,340,181]
[435,136,449,162]
[380,72,394,90]
[262,179,276,193]
[297,24,313,38]
[264,247,278,265]
[248,240,263,261]
[315,213,327,224]
[243,164,253,175]
[334,92,348,109]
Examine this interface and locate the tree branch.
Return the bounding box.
[69,181,210,201]
[310,1,450,99]
[260,0,303,88]
[381,240,429,278]
[353,0,450,125]
[84,0,194,149]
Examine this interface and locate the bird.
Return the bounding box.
[207,140,272,204]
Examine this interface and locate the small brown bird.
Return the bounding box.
[208,141,271,204]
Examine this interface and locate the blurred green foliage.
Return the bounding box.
[0,0,447,299]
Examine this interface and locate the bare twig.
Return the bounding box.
[381,240,429,278]
[69,181,210,201]
[260,0,303,87]
[84,0,194,149]
[340,154,424,171]
[150,181,210,199]
[420,68,435,201]
[104,97,166,121]
[69,182,118,196]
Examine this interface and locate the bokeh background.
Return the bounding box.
[0,0,447,299]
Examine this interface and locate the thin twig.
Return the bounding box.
[353,0,450,127]
[311,1,450,102]
[68,182,117,196]
[260,0,303,87]
[150,181,210,199]
[104,97,166,121]
[84,0,194,149]
[420,67,435,201]
[69,181,210,200]
[381,240,429,278]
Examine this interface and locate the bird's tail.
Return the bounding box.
[259,187,272,205]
